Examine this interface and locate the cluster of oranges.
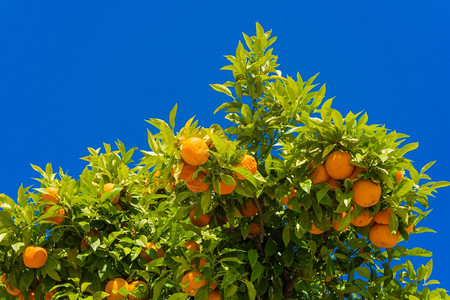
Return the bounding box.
[289,150,412,248]
[103,278,149,300]
[172,136,257,196]
[170,135,257,230]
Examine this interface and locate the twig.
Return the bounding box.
[253,197,264,243]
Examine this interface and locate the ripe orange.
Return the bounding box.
[248,223,261,235]
[308,163,330,184]
[214,178,237,195]
[240,199,258,217]
[17,291,35,300]
[128,280,149,300]
[185,240,200,253]
[309,223,324,235]
[332,212,349,231]
[350,208,373,227]
[23,246,48,268]
[234,155,257,180]
[105,278,128,300]
[352,179,381,207]
[1,274,21,296]
[139,242,164,262]
[209,290,222,300]
[327,178,340,191]
[191,257,207,270]
[181,271,207,296]
[186,172,210,193]
[181,137,210,166]
[171,163,198,181]
[373,207,393,225]
[45,206,66,225]
[369,224,400,248]
[347,166,368,180]
[42,187,59,205]
[405,223,414,233]
[45,290,57,300]
[395,170,404,183]
[281,189,301,210]
[102,183,120,204]
[325,150,354,180]
[189,207,211,227]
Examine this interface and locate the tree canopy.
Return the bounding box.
[1,23,449,300]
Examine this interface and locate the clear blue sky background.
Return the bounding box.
[1,0,449,290]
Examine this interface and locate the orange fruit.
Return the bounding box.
[105,278,128,300]
[184,240,200,253]
[240,199,258,217]
[186,172,210,193]
[181,137,210,166]
[45,290,57,300]
[191,257,207,269]
[45,206,66,225]
[181,271,207,296]
[309,223,324,235]
[347,166,368,180]
[189,207,211,227]
[209,290,222,300]
[352,179,381,207]
[1,274,21,296]
[327,178,340,191]
[139,242,164,262]
[395,170,403,183]
[325,150,354,180]
[171,163,198,181]
[18,291,35,300]
[373,207,393,225]
[350,208,373,227]
[308,163,330,184]
[128,280,149,300]
[23,246,48,268]
[234,155,257,180]
[102,183,120,204]
[214,178,237,195]
[42,187,59,205]
[248,223,261,235]
[281,189,301,210]
[369,224,400,248]
[332,212,349,231]
[405,223,414,233]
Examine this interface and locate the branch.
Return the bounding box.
[283,270,301,297]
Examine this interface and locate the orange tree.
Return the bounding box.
[1,23,450,300]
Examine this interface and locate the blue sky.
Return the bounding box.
[1,0,449,290]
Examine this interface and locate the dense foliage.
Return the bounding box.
[1,23,449,300]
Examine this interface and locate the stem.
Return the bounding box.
[283,270,301,297]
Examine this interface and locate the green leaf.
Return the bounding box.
[222,270,239,287]
[396,142,418,157]
[424,259,433,282]
[210,84,235,99]
[282,225,290,247]
[169,104,177,129]
[248,249,258,268]
[424,279,440,286]
[354,267,370,279]
[250,261,264,282]
[242,279,257,300]
[200,189,212,213]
